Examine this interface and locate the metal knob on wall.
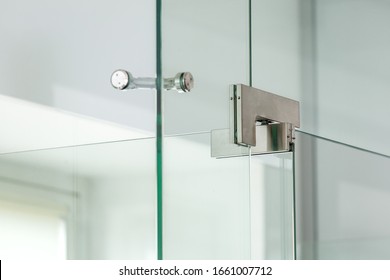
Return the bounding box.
[110,70,194,93]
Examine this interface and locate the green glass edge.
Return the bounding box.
[156,0,163,260]
[292,144,297,260]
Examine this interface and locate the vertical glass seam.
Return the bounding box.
[156,0,163,260]
[248,0,253,259]
[249,0,253,87]
[292,144,297,260]
[248,146,252,259]
[311,0,319,260]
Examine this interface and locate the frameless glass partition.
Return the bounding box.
[251,0,390,155]
[162,133,295,260]
[163,133,251,259]
[0,135,296,260]
[250,152,295,260]
[0,0,298,261]
[10,0,390,261]
[0,138,156,260]
[160,0,252,260]
[161,0,250,135]
[295,131,390,259]
[251,0,390,260]
[160,0,296,259]
[0,0,158,260]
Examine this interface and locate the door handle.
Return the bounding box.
[110,70,194,93]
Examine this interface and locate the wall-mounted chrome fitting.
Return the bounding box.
[211,84,300,157]
[110,70,194,93]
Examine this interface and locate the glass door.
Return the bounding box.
[159,0,390,261]
[0,0,296,260]
[159,0,295,259]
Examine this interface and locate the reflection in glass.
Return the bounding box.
[250,151,295,259]
[296,131,390,259]
[163,132,295,259]
[0,138,156,259]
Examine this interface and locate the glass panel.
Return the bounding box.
[312,0,390,154]
[163,133,251,259]
[0,199,67,260]
[160,0,295,260]
[0,0,156,153]
[162,132,295,260]
[295,131,390,259]
[252,0,390,260]
[251,0,301,102]
[0,138,156,259]
[161,0,250,134]
[251,0,390,154]
[160,0,252,260]
[0,96,154,154]
[250,152,295,260]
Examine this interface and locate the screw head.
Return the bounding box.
[175,72,194,92]
[181,72,194,92]
[111,70,129,90]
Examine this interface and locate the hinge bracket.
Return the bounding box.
[211,84,300,158]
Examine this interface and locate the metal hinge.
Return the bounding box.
[211,84,300,157]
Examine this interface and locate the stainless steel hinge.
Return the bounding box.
[211,84,300,157]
